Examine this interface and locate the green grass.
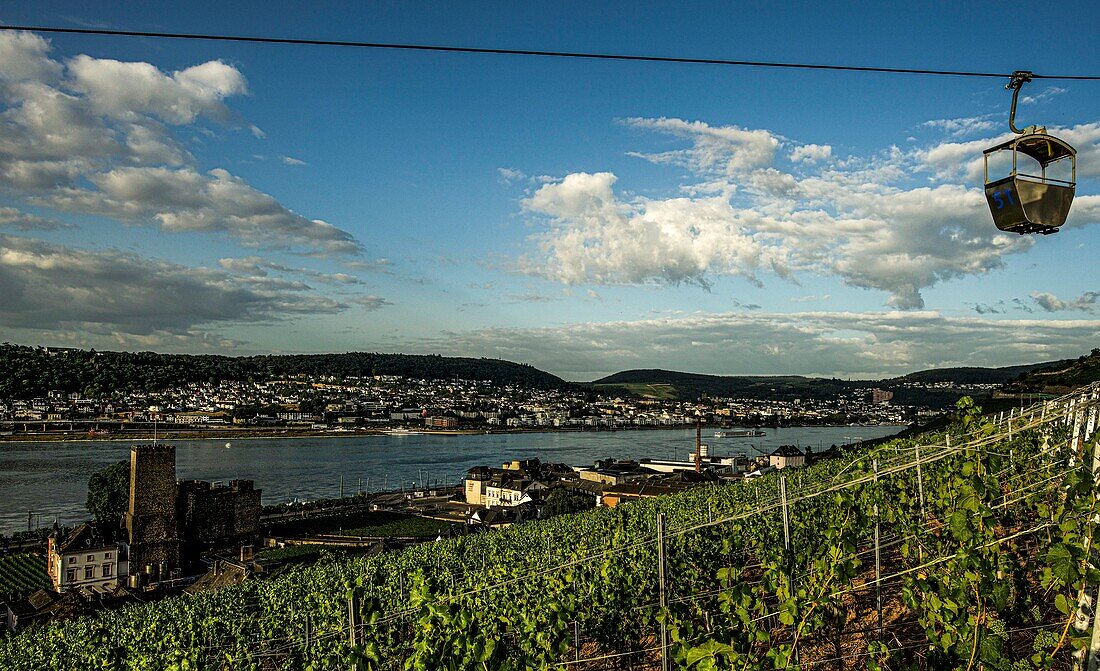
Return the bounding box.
[256,513,449,563]
[265,510,451,539]
[336,514,449,538]
[255,545,347,562]
[0,553,50,598]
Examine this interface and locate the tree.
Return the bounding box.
[86,461,130,526]
[541,488,594,518]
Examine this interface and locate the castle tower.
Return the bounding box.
[125,444,179,579]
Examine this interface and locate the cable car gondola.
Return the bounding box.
[984,71,1076,235]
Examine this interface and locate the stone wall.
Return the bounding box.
[176,479,262,566]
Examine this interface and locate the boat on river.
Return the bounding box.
[714,428,766,438]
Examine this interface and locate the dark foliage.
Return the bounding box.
[85,461,129,526]
[591,369,853,401]
[0,344,570,399]
[541,488,595,518]
[883,361,1066,385]
[1003,348,1100,393]
[591,356,1083,404]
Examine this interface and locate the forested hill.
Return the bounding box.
[0,344,569,398]
[591,369,851,401]
[1002,349,1100,394]
[591,357,1084,402]
[882,362,1065,386]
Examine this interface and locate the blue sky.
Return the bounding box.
[1,1,1098,379]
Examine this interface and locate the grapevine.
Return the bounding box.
[0,385,1097,670]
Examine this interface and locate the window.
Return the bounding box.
[84,566,94,580]
[66,570,76,583]
[104,551,112,559]
[87,554,95,562]
[102,564,112,577]
[68,556,76,565]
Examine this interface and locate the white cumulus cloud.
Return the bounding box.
[0,30,362,257]
[623,117,780,176]
[789,144,832,163]
[515,116,1099,309]
[521,172,789,288]
[0,206,68,231]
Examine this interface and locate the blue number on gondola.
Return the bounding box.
[992,188,1015,210]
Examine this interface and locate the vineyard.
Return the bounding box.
[0,552,50,599]
[1,385,1099,670]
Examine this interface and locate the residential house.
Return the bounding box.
[484,474,548,508]
[768,445,806,470]
[3,590,63,633]
[599,471,717,507]
[464,466,492,505]
[578,460,658,486]
[47,523,128,592]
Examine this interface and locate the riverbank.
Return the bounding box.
[0,421,907,444]
[1,423,909,534]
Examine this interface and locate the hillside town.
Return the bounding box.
[0,372,972,439]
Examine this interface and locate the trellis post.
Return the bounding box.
[780,474,798,666]
[915,446,926,562]
[348,593,362,670]
[873,459,883,638]
[657,512,670,671]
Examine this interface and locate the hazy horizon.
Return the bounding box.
[4,339,1083,384]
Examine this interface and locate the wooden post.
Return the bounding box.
[915,446,926,562]
[349,594,362,670]
[574,619,581,661]
[781,475,798,665]
[657,512,670,671]
[1072,410,1085,466]
[780,476,791,552]
[1076,419,1100,671]
[873,459,882,639]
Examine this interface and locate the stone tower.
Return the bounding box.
[125,444,179,578]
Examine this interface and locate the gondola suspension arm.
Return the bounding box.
[1006,70,1034,134]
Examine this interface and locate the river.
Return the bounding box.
[0,425,905,535]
